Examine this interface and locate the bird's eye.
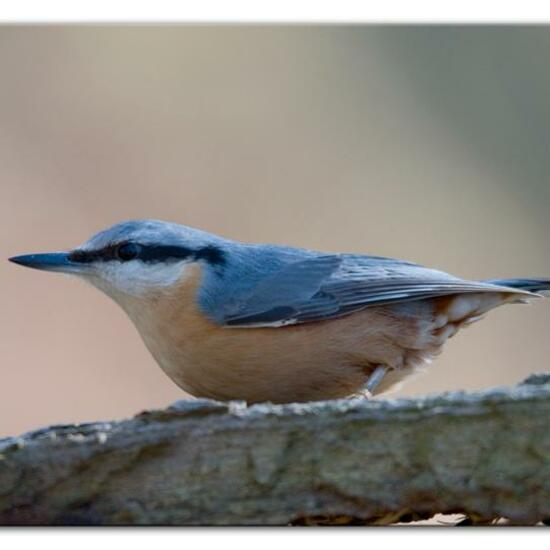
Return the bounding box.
[115,242,141,262]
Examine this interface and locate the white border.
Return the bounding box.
[1,0,550,23]
[1,0,549,544]
[2,530,550,549]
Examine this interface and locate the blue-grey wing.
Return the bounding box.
[218,253,528,328]
[220,255,342,326]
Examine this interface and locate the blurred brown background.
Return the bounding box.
[1,26,549,437]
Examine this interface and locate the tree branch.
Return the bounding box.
[1,374,550,525]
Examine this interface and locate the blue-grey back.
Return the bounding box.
[198,241,529,327]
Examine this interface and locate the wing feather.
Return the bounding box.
[221,254,533,327]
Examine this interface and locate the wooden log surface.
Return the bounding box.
[1,373,549,525]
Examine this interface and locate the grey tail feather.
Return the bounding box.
[483,278,550,293]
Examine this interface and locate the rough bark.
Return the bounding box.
[1,374,550,526]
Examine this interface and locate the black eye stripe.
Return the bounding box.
[68,249,104,263]
[139,245,195,262]
[69,244,226,266]
[194,245,226,265]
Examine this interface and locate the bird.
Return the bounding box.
[9,219,550,404]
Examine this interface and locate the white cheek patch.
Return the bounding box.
[96,260,193,296]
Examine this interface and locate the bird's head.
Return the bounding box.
[9,220,228,303]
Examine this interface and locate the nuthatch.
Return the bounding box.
[9,219,550,403]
